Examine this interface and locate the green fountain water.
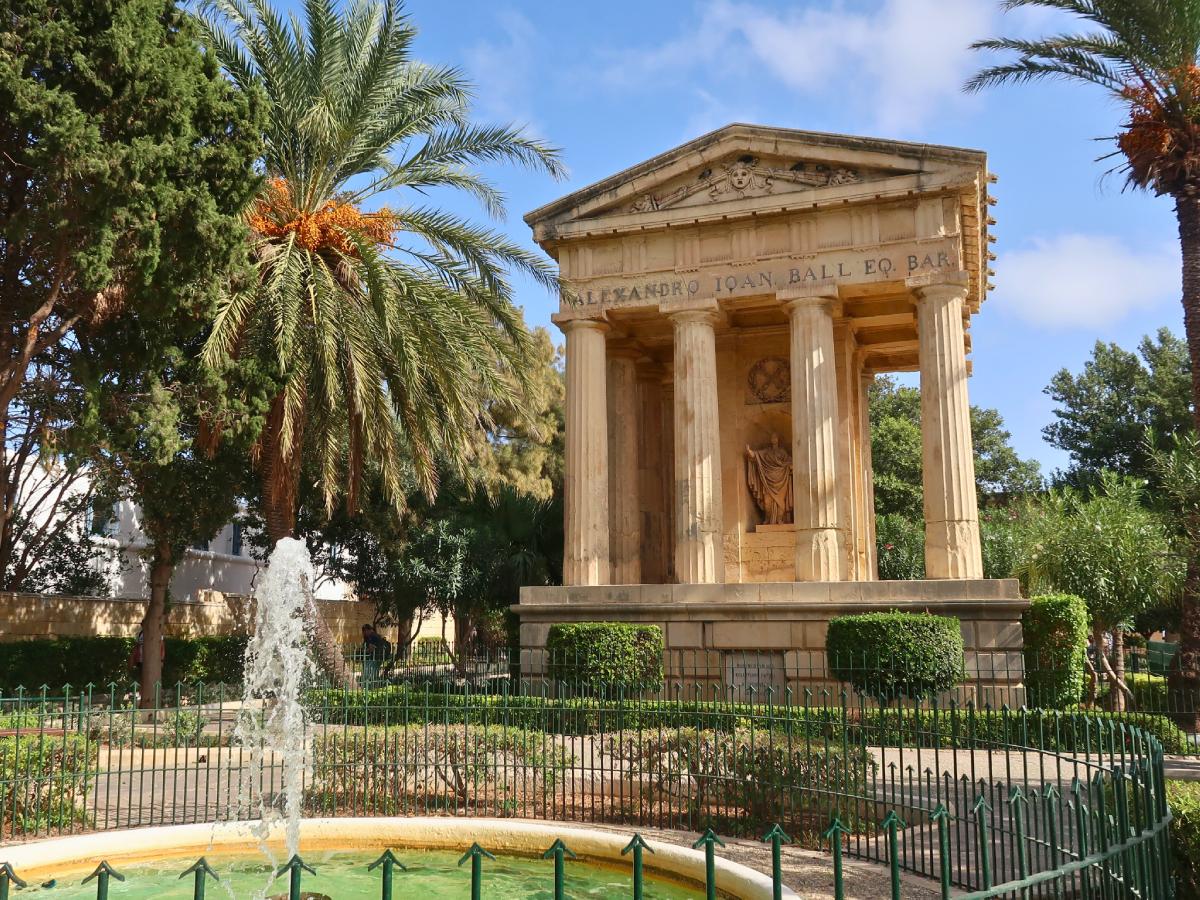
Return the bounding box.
[28,849,703,899]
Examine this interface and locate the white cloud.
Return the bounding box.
[594,0,995,135]
[994,234,1179,328]
[463,9,542,134]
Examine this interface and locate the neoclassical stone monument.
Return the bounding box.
[518,125,1025,694]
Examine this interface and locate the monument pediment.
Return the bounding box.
[526,123,988,240]
[621,154,881,214]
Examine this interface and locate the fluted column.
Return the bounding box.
[607,350,642,584]
[782,288,844,581]
[664,299,724,584]
[557,316,610,586]
[911,275,983,579]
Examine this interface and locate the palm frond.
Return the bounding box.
[202,0,563,515]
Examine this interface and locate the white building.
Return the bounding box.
[93,499,354,603]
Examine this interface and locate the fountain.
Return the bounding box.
[2,538,787,898]
[235,537,317,863]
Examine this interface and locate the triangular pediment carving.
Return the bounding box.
[622,153,893,215]
[525,124,988,240]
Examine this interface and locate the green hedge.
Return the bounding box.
[545,622,663,695]
[305,685,1190,753]
[826,612,964,700]
[1170,780,1200,900]
[0,723,97,835]
[1021,593,1089,709]
[0,636,246,691]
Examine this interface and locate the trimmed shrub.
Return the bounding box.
[1170,780,1200,900]
[0,727,97,835]
[1126,673,1168,711]
[546,622,663,695]
[305,685,1191,755]
[411,637,453,665]
[308,725,572,816]
[163,636,247,684]
[826,611,964,700]
[605,727,870,834]
[0,635,246,691]
[1021,593,1089,709]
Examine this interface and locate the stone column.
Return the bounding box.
[781,286,844,581]
[910,275,983,579]
[557,316,610,586]
[663,298,724,584]
[607,350,642,584]
[859,369,878,579]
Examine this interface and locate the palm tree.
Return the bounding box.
[967,0,1200,711]
[197,0,564,681]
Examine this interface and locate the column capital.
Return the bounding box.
[659,296,723,325]
[552,312,610,335]
[777,281,841,317]
[906,270,971,302]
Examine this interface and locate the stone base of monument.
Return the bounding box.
[516,579,1028,707]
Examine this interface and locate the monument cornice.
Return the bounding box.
[533,170,980,245]
[525,123,988,233]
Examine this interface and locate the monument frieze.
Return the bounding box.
[560,238,959,314]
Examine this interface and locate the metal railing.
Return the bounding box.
[0,667,1177,899]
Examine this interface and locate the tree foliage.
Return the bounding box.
[196,0,564,683]
[196,0,565,538]
[968,0,1200,698]
[868,376,1042,520]
[1,0,262,591]
[1014,473,1181,630]
[1044,329,1192,486]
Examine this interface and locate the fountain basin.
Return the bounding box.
[4,818,797,899]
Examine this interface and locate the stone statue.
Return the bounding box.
[745,433,793,525]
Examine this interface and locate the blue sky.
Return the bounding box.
[396,0,1184,474]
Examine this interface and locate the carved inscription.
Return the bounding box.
[568,247,955,313]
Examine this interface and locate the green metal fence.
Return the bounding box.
[0,667,1177,899]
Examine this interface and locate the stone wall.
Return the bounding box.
[0,590,446,647]
[517,578,1029,706]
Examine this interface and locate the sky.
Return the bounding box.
[392,0,1184,475]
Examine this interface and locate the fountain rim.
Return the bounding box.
[2,817,798,900]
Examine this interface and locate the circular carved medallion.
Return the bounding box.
[748,356,790,404]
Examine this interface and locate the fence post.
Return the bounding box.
[179,858,218,900]
[82,862,124,900]
[621,833,654,900]
[542,839,577,900]
[823,815,850,900]
[1009,786,1030,896]
[879,810,905,900]
[458,842,495,900]
[0,864,26,900]
[692,828,726,900]
[367,849,407,900]
[273,855,315,900]
[761,824,792,900]
[1070,779,1091,900]
[930,804,952,900]
[972,794,993,890]
[1043,784,1061,870]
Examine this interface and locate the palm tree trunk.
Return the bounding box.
[139,547,173,710]
[259,392,353,688]
[1170,190,1200,728]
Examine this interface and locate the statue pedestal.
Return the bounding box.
[752,523,794,533]
[516,580,1028,705]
